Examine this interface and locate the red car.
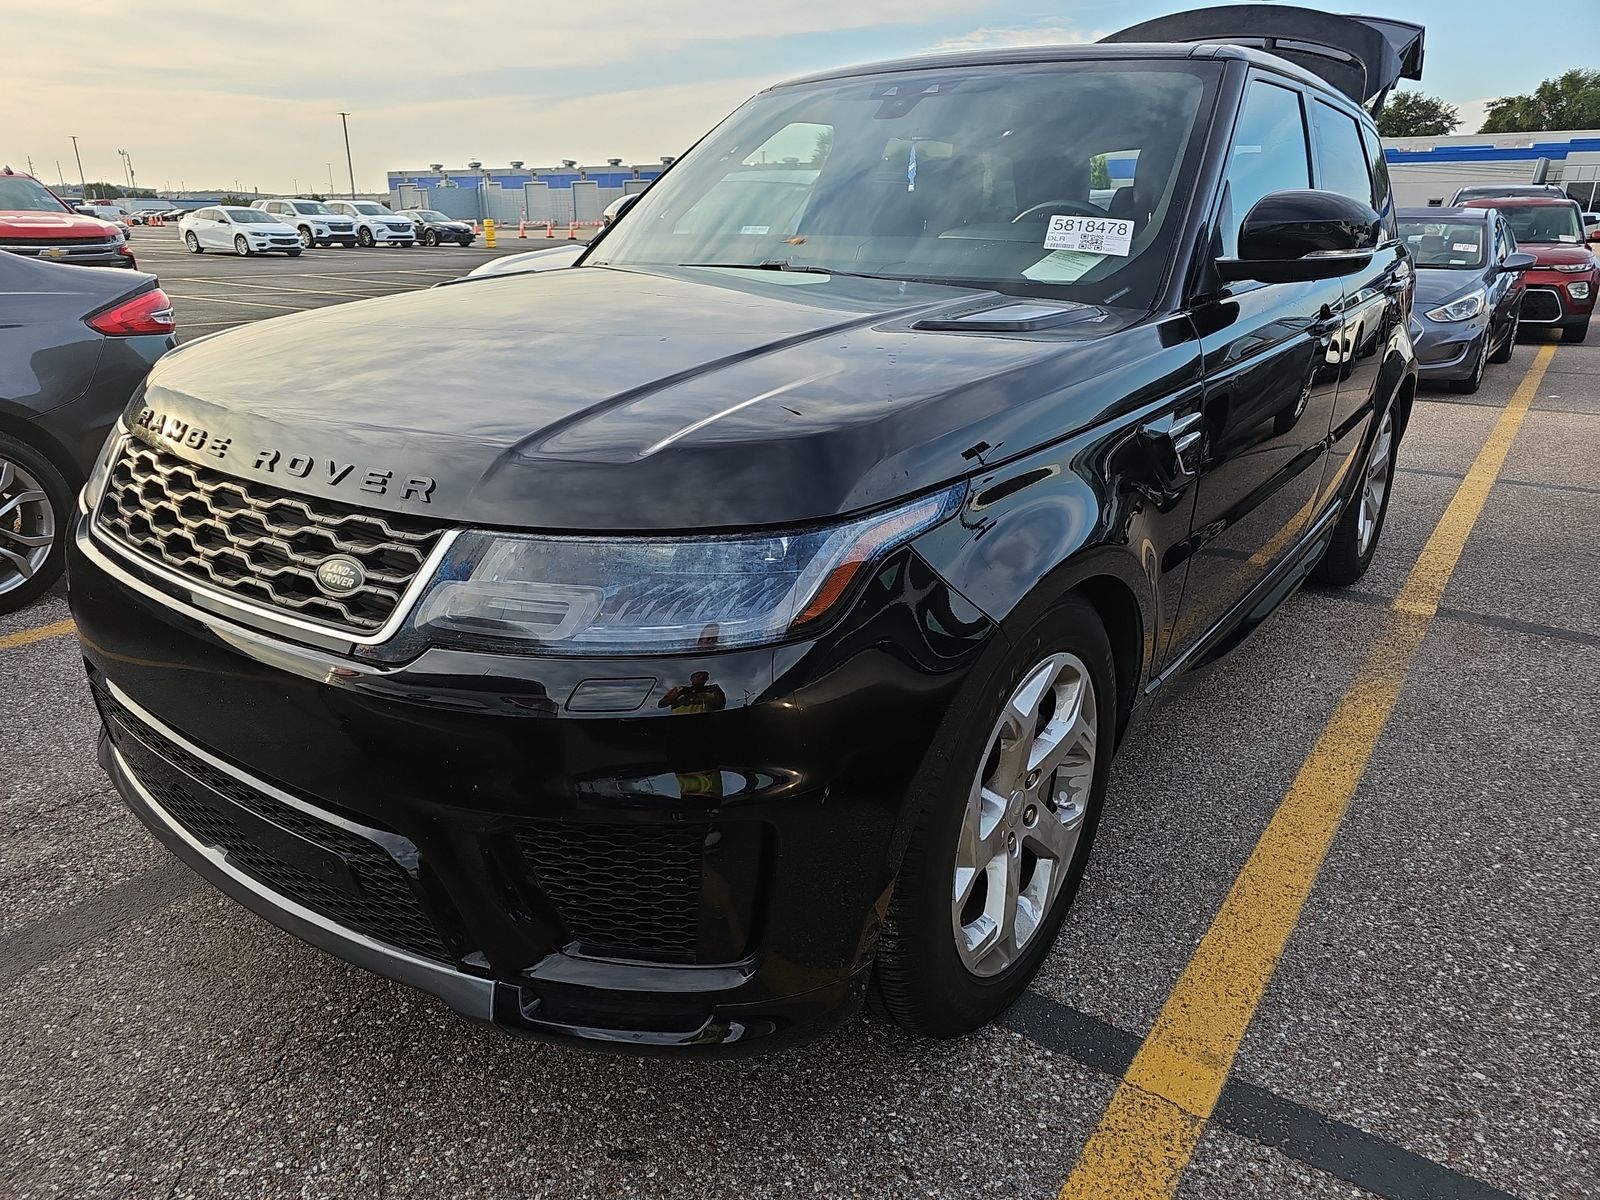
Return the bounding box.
[1464,196,1598,342]
[0,166,136,269]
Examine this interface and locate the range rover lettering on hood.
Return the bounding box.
[132,405,437,503]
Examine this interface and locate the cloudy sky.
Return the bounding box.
[11,0,1590,194]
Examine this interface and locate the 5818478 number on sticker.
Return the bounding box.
[1043,214,1135,257]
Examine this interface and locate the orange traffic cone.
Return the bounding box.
[518,218,527,239]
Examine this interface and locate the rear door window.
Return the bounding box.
[1221,80,1311,257]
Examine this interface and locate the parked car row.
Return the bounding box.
[1402,190,1598,394]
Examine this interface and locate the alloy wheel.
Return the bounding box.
[185,232,199,253]
[952,652,1098,977]
[0,458,55,597]
[298,227,313,249]
[1356,409,1394,555]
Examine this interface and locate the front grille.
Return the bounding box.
[96,440,445,634]
[515,820,706,961]
[1522,287,1565,323]
[97,686,452,963]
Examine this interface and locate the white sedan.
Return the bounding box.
[179,206,303,256]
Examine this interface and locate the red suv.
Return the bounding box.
[0,166,137,269]
[1465,196,1598,342]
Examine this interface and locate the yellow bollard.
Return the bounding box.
[484,218,496,248]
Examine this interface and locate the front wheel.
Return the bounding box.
[1313,405,1398,586]
[185,231,202,254]
[358,227,375,247]
[1563,317,1590,344]
[870,596,1115,1038]
[1489,310,1518,363]
[423,230,438,246]
[0,434,72,613]
[234,235,252,257]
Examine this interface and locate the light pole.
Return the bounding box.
[326,162,335,197]
[68,136,86,197]
[337,112,356,197]
[118,149,136,194]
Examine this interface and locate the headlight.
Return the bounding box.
[82,427,125,509]
[1569,281,1591,300]
[1424,291,1486,322]
[1550,262,1590,273]
[407,485,965,655]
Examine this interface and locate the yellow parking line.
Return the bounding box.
[0,618,76,652]
[1059,342,1556,1200]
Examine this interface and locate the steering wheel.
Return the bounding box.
[1011,200,1109,223]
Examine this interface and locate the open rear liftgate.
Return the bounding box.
[1102,6,1425,115]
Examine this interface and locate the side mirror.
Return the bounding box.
[1218,189,1381,284]
[1500,251,1537,272]
[605,192,641,225]
[1587,227,1600,244]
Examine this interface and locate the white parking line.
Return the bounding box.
[165,293,312,311]
[175,278,406,301]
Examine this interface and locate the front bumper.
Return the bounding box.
[1411,314,1488,381]
[1521,272,1596,328]
[69,511,993,1052]
[0,243,135,268]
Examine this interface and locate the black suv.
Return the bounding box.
[69,7,1422,1052]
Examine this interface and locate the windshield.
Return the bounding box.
[1503,205,1582,244]
[0,176,71,213]
[591,61,1219,306]
[228,208,275,224]
[415,210,448,222]
[353,202,389,215]
[1399,220,1486,269]
[293,201,335,215]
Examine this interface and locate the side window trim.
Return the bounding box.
[1213,73,1313,261]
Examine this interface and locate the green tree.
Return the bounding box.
[82,181,124,200]
[1376,91,1460,139]
[1481,68,1600,133]
[1090,154,1112,189]
[215,193,254,207]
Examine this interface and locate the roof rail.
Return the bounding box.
[1100,6,1423,114]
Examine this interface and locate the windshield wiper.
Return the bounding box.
[678,261,883,281]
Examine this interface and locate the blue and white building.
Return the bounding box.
[386,160,671,226]
[1384,130,1600,208]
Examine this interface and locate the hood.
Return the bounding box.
[1520,243,1596,269]
[1412,268,1486,309]
[0,210,120,241]
[133,265,1169,532]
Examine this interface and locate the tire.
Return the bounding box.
[184,231,202,254]
[358,226,375,247]
[870,594,1116,1038]
[1448,333,1488,393]
[1562,317,1589,344]
[286,248,302,257]
[423,230,438,246]
[1313,404,1398,587]
[0,433,73,614]
[1489,310,1517,364]
[234,235,251,257]
[297,226,314,250]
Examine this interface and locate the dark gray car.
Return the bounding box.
[0,253,175,610]
[1399,206,1534,394]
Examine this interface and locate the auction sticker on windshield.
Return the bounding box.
[1044,214,1135,256]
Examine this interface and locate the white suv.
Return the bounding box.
[251,198,358,249]
[328,200,417,248]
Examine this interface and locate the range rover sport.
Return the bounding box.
[69,6,1423,1052]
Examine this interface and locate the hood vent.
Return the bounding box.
[913,301,1104,333]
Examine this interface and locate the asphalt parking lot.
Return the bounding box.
[1,246,1597,1200]
[129,225,577,338]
